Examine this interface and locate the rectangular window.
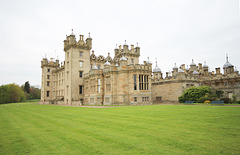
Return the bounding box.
[98,65,100,69]
[47,75,50,79]
[47,69,50,72]
[67,52,69,59]
[144,75,147,90]
[79,61,83,68]
[79,71,83,78]
[79,85,83,94]
[47,81,50,86]
[98,78,101,93]
[146,75,149,90]
[67,61,69,69]
[47,91,50,97]
[91,64,92,69]
[106,77,111,92]
[139,75,149,90]
[134,97,137,102]
[139,75,143,90]
[97,97,101,103]
[131,59,134,64]
[134,75,137,90]
[90,98,94,103]
[80,52,83,57]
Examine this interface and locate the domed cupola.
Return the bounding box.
[193,70,199,75]
[153,61,161,73]
[119,53,127,61]
[178,68,185,73]
[203,61,208,68]
[223,54,233,69]
[92,64,98,69]
[190,59,196,66]
[104,60,111,66]
[173,63,178,70]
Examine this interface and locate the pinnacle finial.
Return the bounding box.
[137,42,139,47]
[116,44,117,48]
[226,53,229,62]
[88,32,90,38]
[125,40,127,45]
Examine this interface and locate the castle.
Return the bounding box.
[41,31,240,105]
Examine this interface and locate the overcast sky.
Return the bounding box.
[0,0,239,87]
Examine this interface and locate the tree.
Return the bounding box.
[0,83,26,104]
[24,81,30,93]
[8,83,26,103]
[30,86,41,99]
[0,85,10,104]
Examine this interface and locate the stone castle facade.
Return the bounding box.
[41,31,240,105]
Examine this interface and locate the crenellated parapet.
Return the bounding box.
[114,43,140,59]
[41,58,59,68]
[90,51,113,63]
[63,30,92,51]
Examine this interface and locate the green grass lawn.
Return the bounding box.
[0,103,240,154]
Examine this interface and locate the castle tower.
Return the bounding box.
[41,57,60,103]
[203,61,209,76]
[63,30,92,105]
[153,60,162,80]
[172,63,178,77]
[115,41,140,65]
[223,54,234,75]
[190,59,196,72]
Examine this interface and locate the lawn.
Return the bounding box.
[0,103,240,154]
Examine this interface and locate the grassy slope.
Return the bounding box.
[0,103,240,155]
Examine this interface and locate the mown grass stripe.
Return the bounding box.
[0,103,240,154]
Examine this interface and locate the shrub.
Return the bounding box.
[178,86,212,103]
[232,95,237,103]
[237,100,240,104]
[215,90,224,99]
[178,96,185,103]
[198,96,209,103]
[221,97,231,104]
